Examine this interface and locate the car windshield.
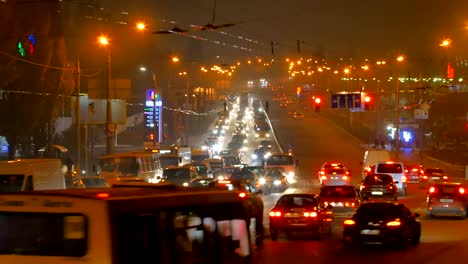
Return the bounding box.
[277,195,317,208]
[326,168,346,175]
[364,174,394,185]
[320,186,356,198]
[267,155,294,166]
[356,204,405,218]
[376,163,403,173]
[425,169,445,175]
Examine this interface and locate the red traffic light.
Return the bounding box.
[149,133,155,140]
[314,97,321,104]
[364,96,371,103]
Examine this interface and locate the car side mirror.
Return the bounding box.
[394,181,399,184]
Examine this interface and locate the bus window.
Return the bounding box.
[0,212,88,257]
[0,175,24,192]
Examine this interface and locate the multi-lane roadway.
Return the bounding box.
[247,93,468,264]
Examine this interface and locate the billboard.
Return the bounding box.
[72,94,127,124]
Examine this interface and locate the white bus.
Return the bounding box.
[95,152,162,185]
[146,145,192,166]
[0,185,253,263]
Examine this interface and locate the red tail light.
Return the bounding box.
[429,186,435,193]
[321,176,327,180]
[442,176,448,180]
[304,212,317,217]
[269,211,282,217]
[344,219,355,225]
[238,192,247,198]
[460,187,465,194]
[319,171,325,175]
[387,220,401,226]
[96,193,110,199]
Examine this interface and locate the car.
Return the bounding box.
[342,202,421,248]
[373,161,407,196]
[426,182,467,218]
[258,140,273,150]
[318,162,351,178]
[319,185,363,218]
[269,193,333,240]
[320,167,351,186]
[360,173,398,201]
[260,167,288,193]
[420,168,449,187]
[251,146,271,161]
[291,112,304,119]
[405,164,424,183]
[162,166,199,187]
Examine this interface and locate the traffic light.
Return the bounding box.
[364,96,372,111]
[314,97,321,112]
[296,87,302,96]
[149,133,155,141]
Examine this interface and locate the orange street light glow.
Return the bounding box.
[396,55,405,62]
[171,56,180,63]
[344,68,350,74]
[136,22,146,31]
[440,38,451,47]
[98,35,109,46]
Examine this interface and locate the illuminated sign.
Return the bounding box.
[144,89,163,143]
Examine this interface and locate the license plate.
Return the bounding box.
[371,191,383,195]
[440,199,454,203]
[432,177,440,180]
[360,229,380,235]
[285,213,301,218]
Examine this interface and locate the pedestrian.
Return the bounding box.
[265,100,269,112]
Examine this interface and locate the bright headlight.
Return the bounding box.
[274,180,281,185]
[182,182,189,187]
[259,178,266,185]
[266,133,270,138]
[251,154,258,159]
[243,139,248,143]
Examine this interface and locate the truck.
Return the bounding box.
[0,159,66,192]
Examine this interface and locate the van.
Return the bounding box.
[0,159,66,192]
[361,149,393,179]
[373,161,408,196]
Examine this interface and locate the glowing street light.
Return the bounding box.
[344,68,351,74]
[139,66,147,72]
[396,55,405,62]
[171,56,180,63]
[136,22,146,31]
[98,35,109,46]
[439,38,451,48]
[361,65,369,71]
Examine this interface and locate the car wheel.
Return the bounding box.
[270,229,278,241]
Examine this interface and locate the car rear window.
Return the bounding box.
[376,163,403,173]
[356,204,404,218]
[277,195,317,208]
[326,168,346,175]
[432,185,462,196]
[364,174,393,185]
[320,186,356,198]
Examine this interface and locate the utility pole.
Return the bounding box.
[105,45,114,154]
[394,78,401,159]
[297,40,301,54]
[271,41,275,55]
[75,58,81,173]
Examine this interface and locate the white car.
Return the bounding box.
[320,168,351,186]
[373,161,408,196]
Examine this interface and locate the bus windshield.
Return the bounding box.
[266,155,294,166]
[160,156,179,169]
[100,158,139,176]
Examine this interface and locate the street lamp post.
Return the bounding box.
[98,35,114,155]
[394,55,405,159]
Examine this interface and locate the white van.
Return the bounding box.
[0,159,66,192]
[361,149,393,179]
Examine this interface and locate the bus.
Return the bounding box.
[0,185,253,263]
[191,149,211,163]
[264,153,297,183]
[94,152,162,185]
[146,145,192,166]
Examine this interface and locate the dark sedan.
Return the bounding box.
[269,193,333,240]
[343,202,421,248]
[360,173,398,201]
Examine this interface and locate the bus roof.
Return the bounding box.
[98,151,158,159]
[0,185,247,209]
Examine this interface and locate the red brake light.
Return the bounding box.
[344,219,355,225]
[429,186,435,193]
[460,187,465,194]
[96,193,110,199]
[331,163,338,166]
[269,211,282,217]
[423,175,428,179]
[412,168,418,171]
[219,180,231,184]
[385,161,394,164]
[304,212,317,217]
